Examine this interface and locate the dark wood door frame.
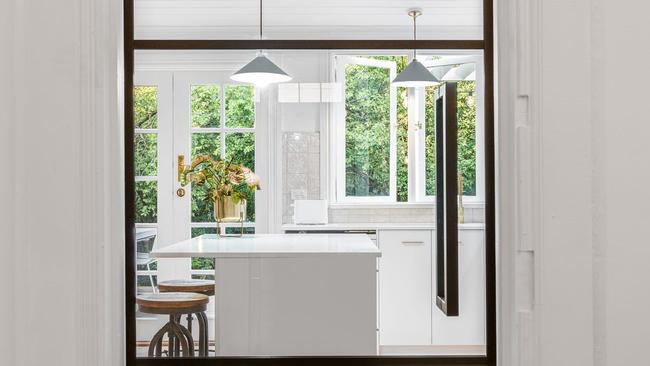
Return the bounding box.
[123,1,496,366]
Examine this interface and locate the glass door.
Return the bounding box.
[172,72,263,278]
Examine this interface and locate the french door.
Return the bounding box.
[134,70,268,284]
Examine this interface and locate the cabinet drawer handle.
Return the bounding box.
[401,241,425,245]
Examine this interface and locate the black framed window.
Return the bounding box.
[124,1,496,365]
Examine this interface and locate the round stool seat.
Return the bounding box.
[137,292,209,314]
[158,279,215,296]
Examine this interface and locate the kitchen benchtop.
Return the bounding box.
[151,234,381,258]
[281,222,485,231]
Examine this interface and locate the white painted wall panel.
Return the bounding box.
[538,0,595,364]
[592,1,650,364]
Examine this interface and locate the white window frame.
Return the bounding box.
[330,52,485,206]
[333,55,397,203]
[416,54,485,204]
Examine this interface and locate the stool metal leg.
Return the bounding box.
[148,323,171,357]
[196,312,208,356]
[173,315,181,356]
[177,320,195,356]
[186,313,193,335]
[170,320,189,357]
[167,315,176,357]
[195,312,205,356]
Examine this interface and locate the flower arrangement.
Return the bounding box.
[180,155,260,205]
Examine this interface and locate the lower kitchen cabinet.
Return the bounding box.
[432,229,486,345]
[378,230,433,345]
[378,228,485,347]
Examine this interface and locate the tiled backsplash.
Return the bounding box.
[282,132,320,223]
[328,206,485,224]
[282,132,485,224]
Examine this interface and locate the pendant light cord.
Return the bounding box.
[257,0,264,55]
[413,13,417,60]
[260,0,262,41]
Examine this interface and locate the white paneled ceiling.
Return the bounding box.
[135,0,483,40]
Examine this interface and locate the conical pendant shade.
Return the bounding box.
[230,55,292,87]
[392,59,439,87]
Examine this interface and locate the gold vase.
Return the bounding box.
[213,196,247,236]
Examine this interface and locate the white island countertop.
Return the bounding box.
[151,234,381,258]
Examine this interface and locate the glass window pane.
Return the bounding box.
[192,132,221,161]
[225,85,255,128]
[226,133,255,222]
[134,133,157,176]
[135,181,157,223]
[191,133,221,223]
[134,86,158,129]
[396,85,409,201]
[137,275,157,293]
[191,85,221,128]
[191,227,217,271]
[425,85,438,196]
[192,184,215,223]
[457,80,477,196]
[226,226,256,235]
[344,63,391,197]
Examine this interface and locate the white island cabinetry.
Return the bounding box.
[152,234,380,356]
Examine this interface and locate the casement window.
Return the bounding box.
[332,53,484,205]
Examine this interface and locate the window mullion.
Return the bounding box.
[220,84,227,159]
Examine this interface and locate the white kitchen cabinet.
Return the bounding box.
[378,230,432,345]
[432,229,486,345]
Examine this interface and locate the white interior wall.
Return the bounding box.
[0,1,16,365]
[499,0,650,365]
[277,52,327,132]
[591,0,650,364]
[0,0,124,365]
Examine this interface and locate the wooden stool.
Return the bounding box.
[158,279,215,296]
[137,292,209,357]
[158,279,215,355]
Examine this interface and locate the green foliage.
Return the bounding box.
[344,56,410,197]
[134,87,159,223]
[456,81,477,196]
[134,86,158,128]
[344,57,477,200]
[191,133,221,222]
[226,133,256,221]
[225,85,255,128]
[135,181,157,223]
[191,85,220,128]
[424,85,436,196]
[423,81,476,196]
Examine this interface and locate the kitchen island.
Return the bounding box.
[151,234,381,356]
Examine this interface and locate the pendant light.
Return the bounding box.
[392,9,439,87]
[230,0,292,87]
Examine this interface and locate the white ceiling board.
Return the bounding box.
[135,0,483,40]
